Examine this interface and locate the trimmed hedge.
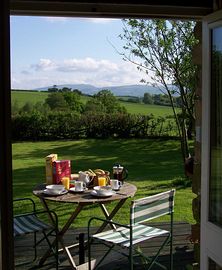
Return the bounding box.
[11,111,178,141]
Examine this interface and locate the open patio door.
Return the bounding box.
[201,9,222,270]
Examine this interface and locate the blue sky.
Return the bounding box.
[10,16,144,89]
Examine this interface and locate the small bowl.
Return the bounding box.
[46,184,65,194]
[93,185,112,196]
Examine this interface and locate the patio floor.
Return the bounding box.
[14,222,195,269]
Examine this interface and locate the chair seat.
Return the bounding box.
[88,190,175,270]
[14,214,52,236]
[92,224,169,248]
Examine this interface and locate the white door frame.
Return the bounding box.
[201,9,222,269]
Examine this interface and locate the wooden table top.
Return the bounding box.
[33,182,137,205]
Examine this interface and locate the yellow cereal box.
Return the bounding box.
[45,154,58,184]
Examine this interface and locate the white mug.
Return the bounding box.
[78,171,90,184]
[75,181,86,192]
[110,179,122,190]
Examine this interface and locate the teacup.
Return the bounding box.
[75,181,86,192]
[110,179,122,190]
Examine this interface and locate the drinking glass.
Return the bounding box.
[98,177,106,186]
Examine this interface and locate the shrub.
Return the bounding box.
[11,111,178,141]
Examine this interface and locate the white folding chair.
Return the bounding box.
[88,189,175,270]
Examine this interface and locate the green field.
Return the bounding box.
[11,91,49,107]
[11,90,174,116]
[119,101,174,116]
[12,139,195,227]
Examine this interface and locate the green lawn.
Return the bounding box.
[119,101,174,116]
[11,90,175,116]
[12,139,195,227]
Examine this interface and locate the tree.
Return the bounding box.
[84,98,106,114]
[153,94,171,106]
[120,19,198,162]
[62,92,83,113]
[60,87,72,92]
[72,89,82,95]
[93,90,126,114]
[143,93,153,104]
[45,91,84,112]
[48,85,59,92]
[45,92,67,110]
[84,90,126,114]
[33,101,50,114]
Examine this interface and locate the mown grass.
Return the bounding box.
[12,139,195,227]
[119,101,174,116]
[11,91,175,116]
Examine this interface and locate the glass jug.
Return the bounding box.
[112,163,128,184]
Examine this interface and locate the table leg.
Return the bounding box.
[60,204,84,235]
[99,204,117,230]
[97,198,128,233]
[40,197,57,224]
[39,200,84,269]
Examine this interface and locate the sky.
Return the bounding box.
[10,16,145,90]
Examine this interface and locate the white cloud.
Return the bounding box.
[56,58,119,73]
[31,59,57,71]
[12,57,149,89]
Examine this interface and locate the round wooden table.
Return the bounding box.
[33,182,137,269]
[33,182,137,204]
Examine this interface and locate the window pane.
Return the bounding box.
[209,27,222,226]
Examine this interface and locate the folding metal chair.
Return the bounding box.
[13,198,59,269]
[88,189,175,270]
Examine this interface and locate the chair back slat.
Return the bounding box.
[130,189,175,225]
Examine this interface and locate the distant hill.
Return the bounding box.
[35,84,161,97]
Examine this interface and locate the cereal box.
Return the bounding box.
[45,154,58,184]
[52,160,71,184]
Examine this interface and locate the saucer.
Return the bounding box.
[90,190,114,197]
[43,189,68,196]
[93,186,113,196]
[69,187,88,193]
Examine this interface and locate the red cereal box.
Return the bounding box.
[52,160,71,184]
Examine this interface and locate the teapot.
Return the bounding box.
[112,163,128,184]
[78,171,90,185]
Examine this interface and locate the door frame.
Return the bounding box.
[1,2,218,269]
[201,9,222,269]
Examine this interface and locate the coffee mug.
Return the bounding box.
[75,181,86,192]
[110,179,122,190]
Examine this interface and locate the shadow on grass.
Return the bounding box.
[12,138,189,225]
[13,138,184,184]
